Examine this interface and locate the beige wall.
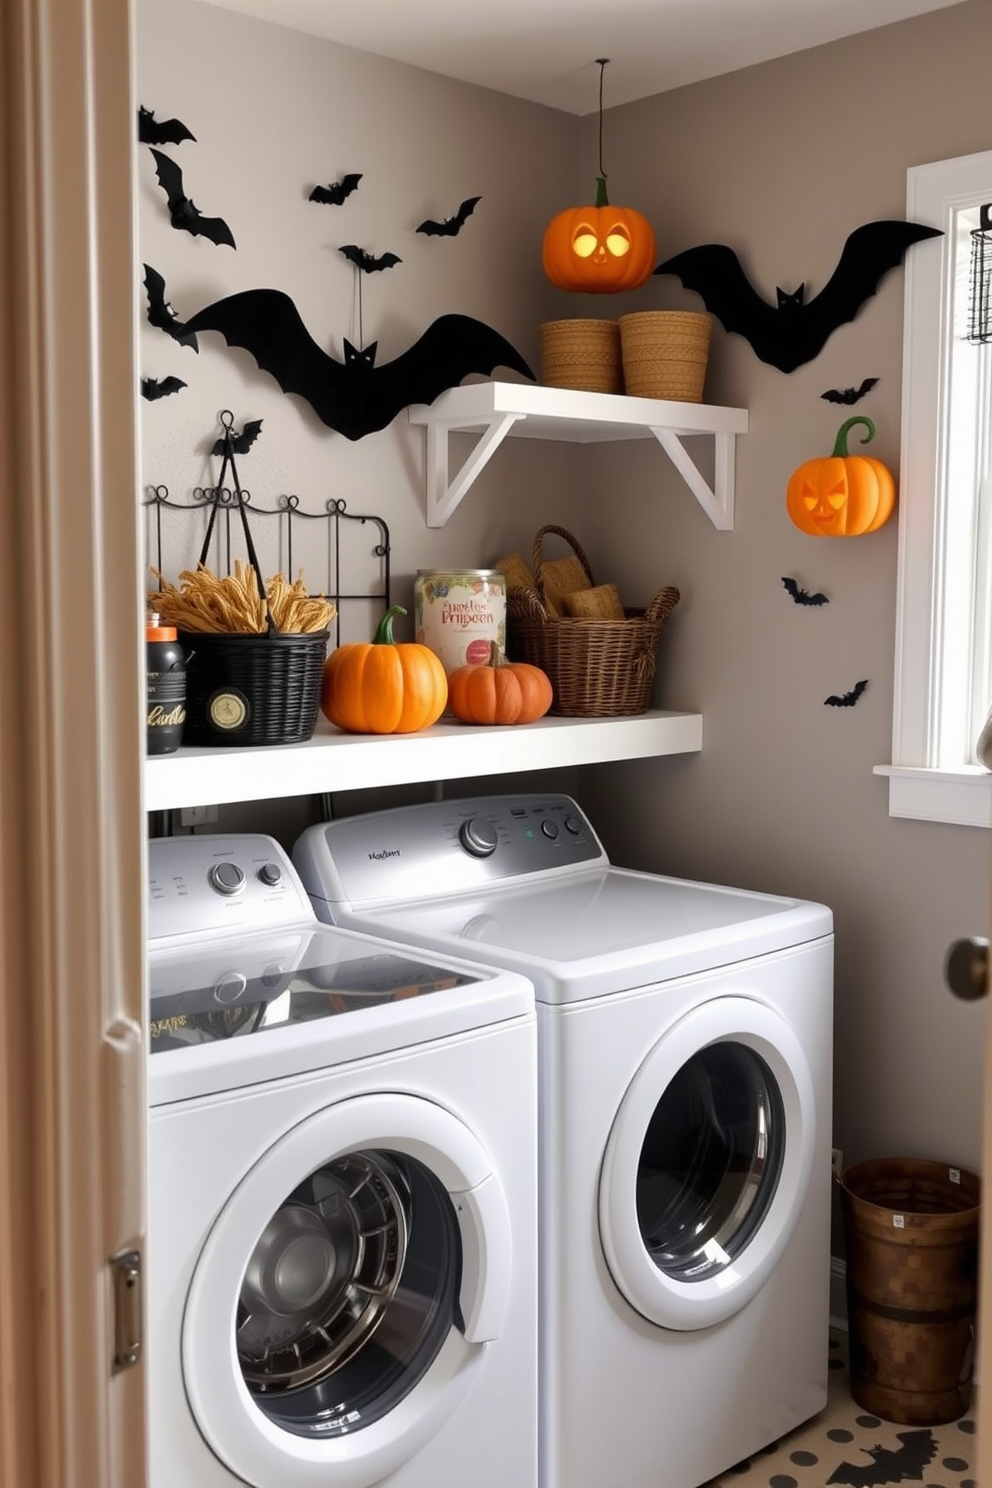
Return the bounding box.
[141,0,990,1178]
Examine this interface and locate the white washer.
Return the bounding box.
[293,794,834,1488]
[147,832,538,1488]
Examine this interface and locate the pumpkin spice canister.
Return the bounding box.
[414,569,507,677]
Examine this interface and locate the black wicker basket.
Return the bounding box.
[180,628,329,747]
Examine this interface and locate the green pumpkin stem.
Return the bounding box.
[595,175,610,208]
[832,416,876,456]
[373,604,407,645]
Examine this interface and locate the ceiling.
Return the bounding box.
[197,0,967,114]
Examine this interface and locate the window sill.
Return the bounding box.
[873,764,992,827]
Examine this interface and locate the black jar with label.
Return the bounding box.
[146,614,186,754]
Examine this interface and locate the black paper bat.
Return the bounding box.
[149,149,236,248]
[782,576,829,606]
[141,374,187,401]
[138,105,196,146]
[826,1429,937,1486]
[309,173,363,205]
[339,244,401,273]
[417,196,482,237]
[143,264,198,349]
[822,377,879,405]
[183,288,535,441]
[211,418,263,456]
[654,221,942,373]
[825,679,869,707]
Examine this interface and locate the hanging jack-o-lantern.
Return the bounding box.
[786,416,896,536]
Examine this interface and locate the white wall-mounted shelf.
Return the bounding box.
[408,382,748,530]
[144,709,702,812]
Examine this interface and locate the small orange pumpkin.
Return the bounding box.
[786,416,896,537]
[320,605,447,734]
[542,177,656,294]
[447,642,553,726]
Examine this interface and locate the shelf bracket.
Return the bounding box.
[649,427,736,531]
[425,413,525,527]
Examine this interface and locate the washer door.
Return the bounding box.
[183,1092,513,1488]
[599,996,815,1331]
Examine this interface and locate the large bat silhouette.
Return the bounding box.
[149,149,236,248]
[826,1428,937,1486]
[654,221,942,372]
[183,288,535,441]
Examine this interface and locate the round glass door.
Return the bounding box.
[600,997,816,1331]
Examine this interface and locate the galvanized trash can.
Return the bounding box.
[840,1157,980,1425]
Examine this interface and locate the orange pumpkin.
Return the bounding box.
[447,642,553,726]
[320,605,447,734]
[542,177,656,294]
[786,416,896,537]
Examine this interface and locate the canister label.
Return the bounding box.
[414,569,506,675]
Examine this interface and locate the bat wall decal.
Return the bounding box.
[183,287,535,441]
[138,105,196,145]
[822,377,879,405]
[141,375,187,401]
[149,149,236,248]
[339,244,401,273]
[781,576,829,606]
[826,1428,937,1486]
[143,264,198,349]
[309,173,362,205]
[211,418,263,456]
[417,196,482,237]
[825,679,868,707]
[654,221,942,372]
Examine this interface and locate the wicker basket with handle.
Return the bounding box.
[506,525,680,717]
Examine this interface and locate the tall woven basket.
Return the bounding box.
[506,525,679,717]
[619,311,711,402]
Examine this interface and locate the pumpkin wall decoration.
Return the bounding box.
[447,643,553,726]
[541,60,656,295]
[786,416,896,536]
[320,605,447,734]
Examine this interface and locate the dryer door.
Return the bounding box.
[599,996,816,1330]
[182,1092,513,1488]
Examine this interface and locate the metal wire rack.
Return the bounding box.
[967,204,992,344]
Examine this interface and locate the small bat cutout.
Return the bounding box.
[822,377,879,405]
[826,1428,937,1486]
[825,679,868,707]
[309,173,362,206]
[141,375,187,401]
[138,105,196,146]
[417,197,482,237]
[143,264,198,349]
[339,244,401,273]
[654,221,942,372]
[211,419,263,456]
[183,288,535,441]
[782,576,829,606]
[149,149,236,248]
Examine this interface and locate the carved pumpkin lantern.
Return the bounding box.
[541,60,656,295]
[786,416,896,536]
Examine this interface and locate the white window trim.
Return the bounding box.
[874,150,992,828]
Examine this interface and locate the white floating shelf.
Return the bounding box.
[144,710,702,812]
[409,381,748,530]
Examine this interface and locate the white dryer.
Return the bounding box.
[293,794,834,1488]
[146,832,538,1488]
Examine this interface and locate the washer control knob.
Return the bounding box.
[564,815,583,835]
[540,819,560,841]
[258,862,283,887]
[209,861,246,896]
[459,817,499,858]
[213,970,248,1004]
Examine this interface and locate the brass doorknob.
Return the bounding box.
[944,937,989,1001]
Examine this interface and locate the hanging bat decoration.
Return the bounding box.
[822,377,879,405]
[654,221,942,373]
[143,264,198,349]
[781,576,829,606]
[138,105,196,146]
[825,679,868,707]
[417,196,482,238]
[309,173,363,206]
[339,244,401,273]
[826,1428,937,1486]
[183,287,535,441]
[141,374,187,401]
[211,418,263,456]
[149,149,236,248]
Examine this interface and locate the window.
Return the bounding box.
[875,150,992,828]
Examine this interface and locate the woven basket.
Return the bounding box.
[618,311,711,402]
[180,628,329,746]
[506,525,679,717]
[540,319,623,394]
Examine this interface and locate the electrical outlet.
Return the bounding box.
[178,804,218,829]
[831,1147,844,1179]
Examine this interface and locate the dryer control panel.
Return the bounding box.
[293,794,609,910]
[148,834,315,941]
